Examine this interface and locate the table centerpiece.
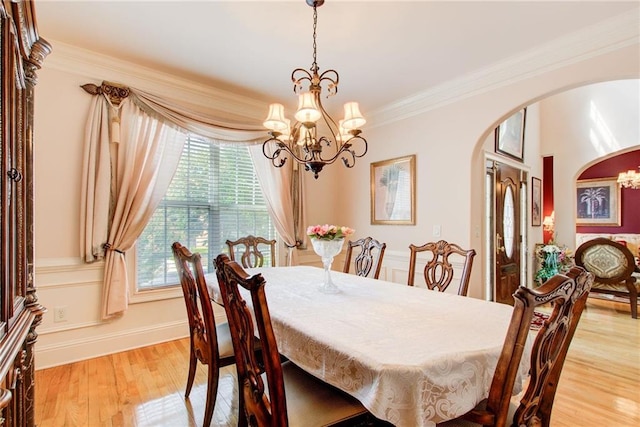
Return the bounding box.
[307,224,355,293]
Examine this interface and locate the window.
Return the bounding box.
[136,135,275,290]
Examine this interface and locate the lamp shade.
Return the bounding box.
[263,103,288,131]
[294,92,322,123]
[618,167,640,189]
[341,102,366,130]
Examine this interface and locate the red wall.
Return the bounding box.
[542,156,554,243]
[577,149,640,233]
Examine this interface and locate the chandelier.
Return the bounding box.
[617,167,640,189]
[262,0,367,179]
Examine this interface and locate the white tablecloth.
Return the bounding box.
[207,266,530,427]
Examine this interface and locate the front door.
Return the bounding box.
[495,163,522,305]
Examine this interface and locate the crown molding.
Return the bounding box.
[43,10,639,129]
[44,40,268,124]
[369,10,640,128]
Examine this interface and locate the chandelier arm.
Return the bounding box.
[341,150,357,168]
[262,136,312,168]
[315,136,342,164]
[314,102,341,158]
[340,136,368,168]
[345,135,368,159]
[317,69,339,97]
[292,68,313,93]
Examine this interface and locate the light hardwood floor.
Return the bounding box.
[35,297,639,426]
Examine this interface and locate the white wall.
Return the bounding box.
[304,45,639,299]
[33,19,640,367]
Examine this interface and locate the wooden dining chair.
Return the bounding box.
[214,254,370,427]
[226,235,277,268]
[407,240,476,296]
[343,237,387,279]
[438,266,593,427]
[171,242,237,427]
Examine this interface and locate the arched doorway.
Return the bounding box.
[478,79,639,302]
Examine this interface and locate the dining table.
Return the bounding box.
[206,265,531,427]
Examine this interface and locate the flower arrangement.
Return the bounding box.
[534,243,573,285]
[307,224,355,241]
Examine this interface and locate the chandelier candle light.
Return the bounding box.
[262,0,368,179]
[617,166,640,189]
[307,224,354,293]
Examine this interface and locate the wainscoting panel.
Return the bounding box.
[35,250,466,369]
[35,258,189,369]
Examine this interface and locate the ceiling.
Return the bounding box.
[35,1,639,117]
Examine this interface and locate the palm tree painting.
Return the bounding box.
[578,186,609,218]
[575,178,620,226]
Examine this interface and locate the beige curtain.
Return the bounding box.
[80,95,111,263]
[82,96,187,319]
[81,81,274,318]
[249,145,306,266]
[131,88,264,141]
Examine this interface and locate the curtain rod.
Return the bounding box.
[81,81,130,107]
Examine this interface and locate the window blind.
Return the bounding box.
[136,136,275,289]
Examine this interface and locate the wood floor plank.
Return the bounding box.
[35,297,639,426]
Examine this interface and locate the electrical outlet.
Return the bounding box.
[54,306,68,322]
[433,225,441,237]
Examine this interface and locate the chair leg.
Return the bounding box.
[185,341,197,397]
[236,377,248,427]
[629,289,638,319]
[203,361,220,427]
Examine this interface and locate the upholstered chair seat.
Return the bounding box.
[575,238,638,318]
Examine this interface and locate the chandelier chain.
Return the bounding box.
[311,5,318,73]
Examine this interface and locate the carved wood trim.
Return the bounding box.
[81,82,131,107]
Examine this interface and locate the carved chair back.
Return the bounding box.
[215,254,287,426]
[407,240,476,296]
[172,242,235,427]
[226,235,277,268]
[457,266,593,427]
[343,237,387,279]
[574,237,638,318]
[216,254,368,426]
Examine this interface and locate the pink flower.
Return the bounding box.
[307,224,355,241]
[341,226,355,236]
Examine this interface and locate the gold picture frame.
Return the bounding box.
[371,155,416,225]
[575,177,621,226]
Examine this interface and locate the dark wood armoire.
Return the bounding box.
[0,1,50,425]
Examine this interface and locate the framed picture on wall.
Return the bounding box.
[495,108,527,162]
[371,155,416,225]
[575,177,621,226]
[532,177,542,226]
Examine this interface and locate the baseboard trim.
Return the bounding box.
[35,320,189,370]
